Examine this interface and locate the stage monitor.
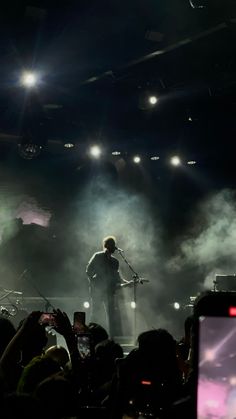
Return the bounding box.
[215,274,236,291]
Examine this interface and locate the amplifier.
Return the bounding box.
[215,275,236,291]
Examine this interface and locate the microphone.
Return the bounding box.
[115,246,124,252]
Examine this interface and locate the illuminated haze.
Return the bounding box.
[67,175,167,336]
[168,189,236,293]
[1,167,236,341]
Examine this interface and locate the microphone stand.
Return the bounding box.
[21,270,56,312]
[116,249,143,344]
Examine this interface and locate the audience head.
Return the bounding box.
[17,354,61,394]
[45,345,69,369]
[0,316,16,356]
[95,339,123,361]
[95,339,123,382]
[88,322,108,346]
[138,328,176,357]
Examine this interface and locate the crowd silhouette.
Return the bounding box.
[0,308,195,418]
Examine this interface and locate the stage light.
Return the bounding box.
[133,156,141,164]
[90,145,101,158]
[170,156,181,166]
[83,301,90,309]
[150,156,160,161]
[21,71,37,88]
[174,302,180,310]
[148,96,158,105]
[189,0,206,8]
[112,151,121,156]
[187,160,196,165]
[64,142,75,148]
[18,142,42,160]
[229,376,236,386]
[131,301,136,309]
[204,349,216,362]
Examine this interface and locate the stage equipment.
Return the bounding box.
[116,247,149,344]
[214,274,236,291]
[0,286,24,316]
[18,139,42,160]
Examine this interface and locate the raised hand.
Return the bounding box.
[53,308,73,337]
[20,311,42,335]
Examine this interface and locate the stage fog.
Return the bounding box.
[0,161,235,340]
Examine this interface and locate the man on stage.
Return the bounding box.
[86,236,125,337]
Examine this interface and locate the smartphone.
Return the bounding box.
[76,333,92,359]
[193,291,236,419]
[39,312,56,327]
[73,311,86,333]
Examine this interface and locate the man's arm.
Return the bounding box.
[0,311,42,389]
[86,253,97,283]
[121,273,129,283]
[115,259,129,285]
[117,270,129,284]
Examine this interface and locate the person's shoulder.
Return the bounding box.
[93,251,105,257]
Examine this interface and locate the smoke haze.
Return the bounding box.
[168,189,236,290]
[1,166,236,341]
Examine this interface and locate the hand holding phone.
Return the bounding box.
[193,291,236,419]
[73,311,86,333]
[76,333,93,359]
[39,313,57,327]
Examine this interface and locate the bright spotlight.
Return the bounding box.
[204,349,216,362]
[229,376,236,386]
[21,71,37,88]
[131,301,136,309]
[187,160,196,165]
[112,151,121,156]
[150,156,160,161]
[170,156,181,166]
[83,301,90,309]
[133,156,141,164]
[90,145,101,158]
[174,302,180,310]
[149,96,158,105]
[64,142,75,148]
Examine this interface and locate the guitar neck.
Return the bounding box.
[120,279,148,288]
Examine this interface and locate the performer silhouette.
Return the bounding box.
[86,236,126,337]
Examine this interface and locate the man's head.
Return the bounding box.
[103,236,116,253]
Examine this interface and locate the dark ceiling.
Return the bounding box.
[0,0,236,180]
